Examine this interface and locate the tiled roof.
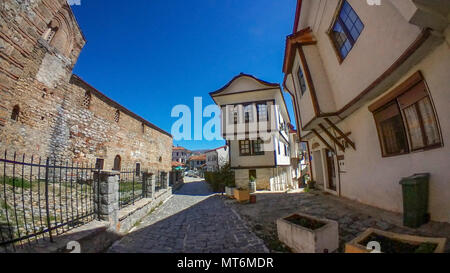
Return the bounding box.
[189,154,206,161]
[205,145,228,153]
[173,146,188,151]
[172,161,185,167]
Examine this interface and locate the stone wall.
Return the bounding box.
[0,0,172,172]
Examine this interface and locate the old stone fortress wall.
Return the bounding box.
[0,0,172,173]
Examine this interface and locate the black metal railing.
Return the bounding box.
[155,171,168,193]
[118,169,169,209]
[119,169,144,209]
[0,151,98,251]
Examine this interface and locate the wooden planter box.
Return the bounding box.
[225,186,236,198]
[345,228,447,253]
[277,213,339,253]
[234,189,250,203]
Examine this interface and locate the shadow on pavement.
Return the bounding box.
[108,194,267,253]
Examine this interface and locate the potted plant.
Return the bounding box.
[234,187,250,203]
[277,213,339,253]
[249,176,257,193]
[345,228,447,253]
[225,183,236,198]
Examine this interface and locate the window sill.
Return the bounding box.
[381,143,443,158]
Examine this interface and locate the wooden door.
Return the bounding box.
[325,149,337,191]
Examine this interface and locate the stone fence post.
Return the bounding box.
[143,172,155,199]
[162,172,169,189]
[93,170,120,230]
[166,172,170,189]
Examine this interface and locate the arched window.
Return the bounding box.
[11,105,20,121]
[113,155,121,171]
[83,91,91,109]
[142,123,145,134]
[114,110,120,123]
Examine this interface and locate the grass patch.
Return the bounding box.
[119,181,143,193]
[2,176,32,189]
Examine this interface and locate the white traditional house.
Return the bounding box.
[210,73,292,191]
[172,146,191,164]
[205,145,229,172]
[283,0,450,223]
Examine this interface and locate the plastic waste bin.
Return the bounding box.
[399,173,430,228]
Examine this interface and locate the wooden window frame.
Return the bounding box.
[252,138,265,156]
[369,71,443,157]
[239,140,251,156]
[373,101,410,157]
[256,103,268,122]
[327,0,364,64]
[243,103,253,124]
[95,158,104,170]
[240,139,265,156]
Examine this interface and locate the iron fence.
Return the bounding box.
[0,151,99,251]
[118,169,169,209]
[119,169,144,209]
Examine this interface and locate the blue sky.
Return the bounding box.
[71,0,297,151]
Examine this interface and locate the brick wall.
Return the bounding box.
[0,0,172,172]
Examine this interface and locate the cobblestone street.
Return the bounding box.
[229,190,450,253]
[108,178,268,253]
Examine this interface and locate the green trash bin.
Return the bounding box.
[399,173,430,228]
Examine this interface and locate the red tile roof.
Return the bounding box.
[189,154,206,161]
[172,161,185,167]
[173,146,189,151]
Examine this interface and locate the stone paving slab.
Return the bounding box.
[228,190,450,253]
[108,178,268,253]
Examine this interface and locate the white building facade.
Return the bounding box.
[283,0,450,223]
[206,146,230,172]
[211,73,293,191]
[172,146,191,164]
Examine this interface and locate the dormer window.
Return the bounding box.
[329,0,364,61]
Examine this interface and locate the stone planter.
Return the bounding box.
[277,213,339,253]
[234,189,250,203]
[225,186,236,198]
[345,228,447,253]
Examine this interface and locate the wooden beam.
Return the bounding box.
[311,129,335,154]
[318,123,346,152]
[325,118,356,150]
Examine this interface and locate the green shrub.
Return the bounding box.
[204,164,235,193]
